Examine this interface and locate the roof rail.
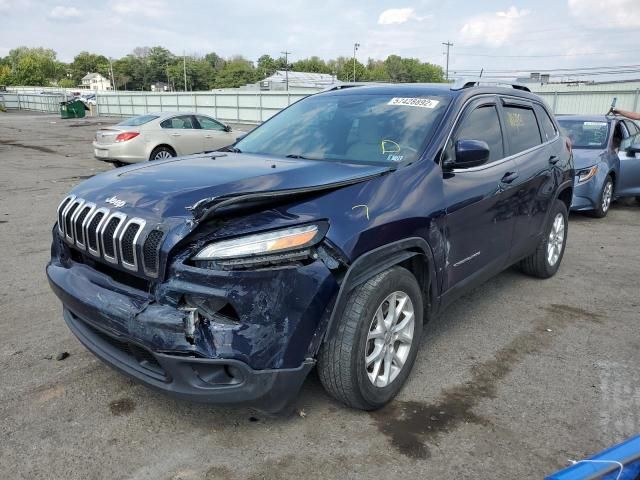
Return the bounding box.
[451,78,531,93]
[319,83,370,93]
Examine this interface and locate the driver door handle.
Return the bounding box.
[501,171,519,184]
[549,155,559,164]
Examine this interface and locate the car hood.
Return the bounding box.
[69,152,389,221]
[571,148,605,170]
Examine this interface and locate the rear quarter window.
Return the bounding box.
[535,105,558,142]
[117,115,159,127]
[503,106,542,154]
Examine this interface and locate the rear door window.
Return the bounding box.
[454,105,504,163]
[535,105,558,142]
[502,105,542,154]
[160,115,198,129]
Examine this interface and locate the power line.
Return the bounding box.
[453,49,639,58]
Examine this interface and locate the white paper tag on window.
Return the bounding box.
[388,97,440,109]
[583,121,607,127]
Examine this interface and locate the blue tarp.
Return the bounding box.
[547,435,640,480]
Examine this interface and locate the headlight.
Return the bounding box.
[193,224,324,261]
[576,165,598,184]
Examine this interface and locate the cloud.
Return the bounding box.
[460,6,530,47]
[568,0,640,28]
[111,0,169,18]
[378,8,430,25]
[48,6,82,20]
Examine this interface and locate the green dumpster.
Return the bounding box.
[60,99,86,119]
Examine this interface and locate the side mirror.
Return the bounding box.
[224,124,232,132]
[450,139,490,169]
[626,144,640,157]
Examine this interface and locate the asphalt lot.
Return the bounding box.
[1,110,639,480]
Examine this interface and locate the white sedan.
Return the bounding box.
[92,112,243,166]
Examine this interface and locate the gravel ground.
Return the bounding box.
[1,111,639,480]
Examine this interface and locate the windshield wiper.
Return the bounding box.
[285,154,320,160]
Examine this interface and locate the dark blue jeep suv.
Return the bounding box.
[47,83,574,413]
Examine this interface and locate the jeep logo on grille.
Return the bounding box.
[105,196,126,208]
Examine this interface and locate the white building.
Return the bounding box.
[255,71,338,91]
[80,73,112,91]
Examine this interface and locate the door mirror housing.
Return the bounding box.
[224,124,232,132]
[451,139,491,169]
[625,144,640,157]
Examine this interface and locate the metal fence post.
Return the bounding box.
[193,93,197,113]
[214,93,218,119]
[144,93,148,115]
[237,93,240,122]
[552,91,558,114]
[259,92,263,122]
[634,89,639,112]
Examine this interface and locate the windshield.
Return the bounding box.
[117,115,159,127]
[235,93,451,165]
[557,119,609,149]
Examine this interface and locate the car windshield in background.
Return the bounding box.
[117,115,159,127]
[235,93,451,165]
[557,119,609,149]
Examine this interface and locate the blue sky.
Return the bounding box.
[1,0,640,80]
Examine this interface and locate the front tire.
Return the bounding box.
[590,175,613,218]
[317,266,423,410]
[520,199,568,278]
[149,146,176,161]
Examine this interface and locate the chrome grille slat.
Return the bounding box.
[74,203,96,250]
[119,218,146,271]
[55,196,162,278]
[100,212,126,264]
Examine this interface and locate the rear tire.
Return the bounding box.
[590,175,613,218]
[520,199,568,279]
[317,266,423,410]
[149,146,176,161]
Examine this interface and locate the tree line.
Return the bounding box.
[0,46,445,90]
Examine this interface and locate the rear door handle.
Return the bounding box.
[501,171,519,184]
[204,135,213,138]
[549,155,559,164]
[171,133,181,137]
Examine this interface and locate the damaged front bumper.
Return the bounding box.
[47,231,339,413]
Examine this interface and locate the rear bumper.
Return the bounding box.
[63,308,313,412]
[92,141,146,164]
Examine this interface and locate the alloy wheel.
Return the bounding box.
[602,181,613,213]
[365,291,415,388]
[547,213,565,266]
[154,150,173,160]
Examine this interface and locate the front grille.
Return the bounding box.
[57,196,164,278]
[78,316,166,380]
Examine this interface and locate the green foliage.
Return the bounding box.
[2,47,59,86]
[70,51,110,84]
[213,57,257,89]
[0,45,445,90]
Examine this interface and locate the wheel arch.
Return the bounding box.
[323,237,438,343]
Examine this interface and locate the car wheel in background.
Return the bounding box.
[317,266,423,410]
[150,146,176,161]
[590,175,613,218]
[112,161,126,168]
[520,199,568,279]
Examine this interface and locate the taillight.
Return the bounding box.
[115,132,140,142]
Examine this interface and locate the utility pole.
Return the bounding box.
[281,51,291,91]
[442,41,453,81]
[183,51,188,91]
[108,58,116,92]
[353,43,360,82]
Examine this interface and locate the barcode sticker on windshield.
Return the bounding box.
[388,97,440,109]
